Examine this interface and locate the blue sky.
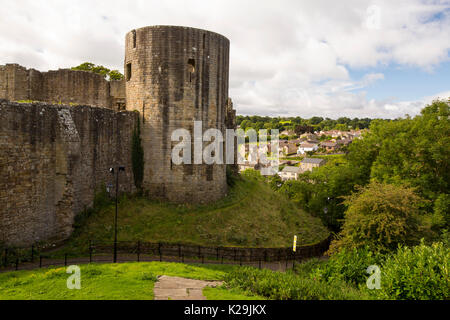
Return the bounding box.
[0,0,449,118]
[349,62,450,101]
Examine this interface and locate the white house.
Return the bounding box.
[297,142,319,154]
[278,166,302,181]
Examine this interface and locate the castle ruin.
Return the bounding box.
[0,26,236,246]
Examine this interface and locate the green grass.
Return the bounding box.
[203,286,267,300]
[0,259,370,300]
[66,173,329,253]
[0,262,239,300]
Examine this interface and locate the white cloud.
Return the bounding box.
[0,0,449,118]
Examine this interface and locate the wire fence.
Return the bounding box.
[0,236,331,272]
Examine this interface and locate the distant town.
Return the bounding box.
[236,115,366,179]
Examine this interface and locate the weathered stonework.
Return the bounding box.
[0,25,236,246]
[0,64,126,110]
[124,26,232,203]
[0,100,135,246]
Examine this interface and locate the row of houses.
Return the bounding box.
[278,158,326,180]
[238,157,326,180]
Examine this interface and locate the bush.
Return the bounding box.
[224,267,367,300]
[312,246,383,286]
[372,241,449,300]
[330,181,424,254]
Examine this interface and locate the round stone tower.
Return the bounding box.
[124,25,230,203]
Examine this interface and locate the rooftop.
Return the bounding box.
[302,158,325,165]
[281,166,302,173]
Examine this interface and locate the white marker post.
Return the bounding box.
[293,235,297,252]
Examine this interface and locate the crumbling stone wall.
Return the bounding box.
[0,100,136,246]
[0,64,125,109]
[124,25,231,203]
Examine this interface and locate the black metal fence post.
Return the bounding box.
[15,258,19,271]
[259,259,262,269]
[182,254,184,263]
[4,248,8,267]
[64,253,67,266]
[216,247,219,260]
[221,256,224,264]
[31,245,34,263]
[234,248,237,261]
[39,255,42,268]
[198,246,201,259]
[159,242,162,262]
[202,255,204,264]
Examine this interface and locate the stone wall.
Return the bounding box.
[124,25,231,204]
[0,100,136,246]
[0,64,126,109]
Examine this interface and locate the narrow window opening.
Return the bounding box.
[126,63,132,81]
[132,30,136,48]
[187,58,195,83]
[142,102,145,123]
[203,34,206,50]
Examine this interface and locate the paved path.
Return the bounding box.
[153,275,223,300]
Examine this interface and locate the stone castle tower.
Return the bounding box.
[124,25,233,203]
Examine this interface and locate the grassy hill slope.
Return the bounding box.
[68,171,329,248]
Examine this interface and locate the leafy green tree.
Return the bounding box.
[71,62,124,81]
[109,70,124,80]
[348,99,449,214]
[329,181,424,254]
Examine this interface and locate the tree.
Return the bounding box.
[329,181,424,254]
[71,62,124,81]
[109,70,124,80]
[348,99,449,212]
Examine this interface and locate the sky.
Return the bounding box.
[0,0,449,119]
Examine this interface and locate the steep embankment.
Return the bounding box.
[68,172,329,248]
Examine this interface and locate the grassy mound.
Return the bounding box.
[0,262,250,300]
[69,172,329,249]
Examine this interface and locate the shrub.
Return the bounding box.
[373,241,449,300]
[224,267,367,300]
[329,181,424,254]
[312,246,383,286]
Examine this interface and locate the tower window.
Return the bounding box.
[203,34,206,50]
[187,59,195,83]
[126,63,132,81]
[132,30,136,48]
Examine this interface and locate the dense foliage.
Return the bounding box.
[237,115,374,133]
[71,62,124,80]
[224,266,367,300]
[329,182,424,253]
[271,155,363,231]
[273,99,449,246]
[373,241,449,300]
[311,246,383,285]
